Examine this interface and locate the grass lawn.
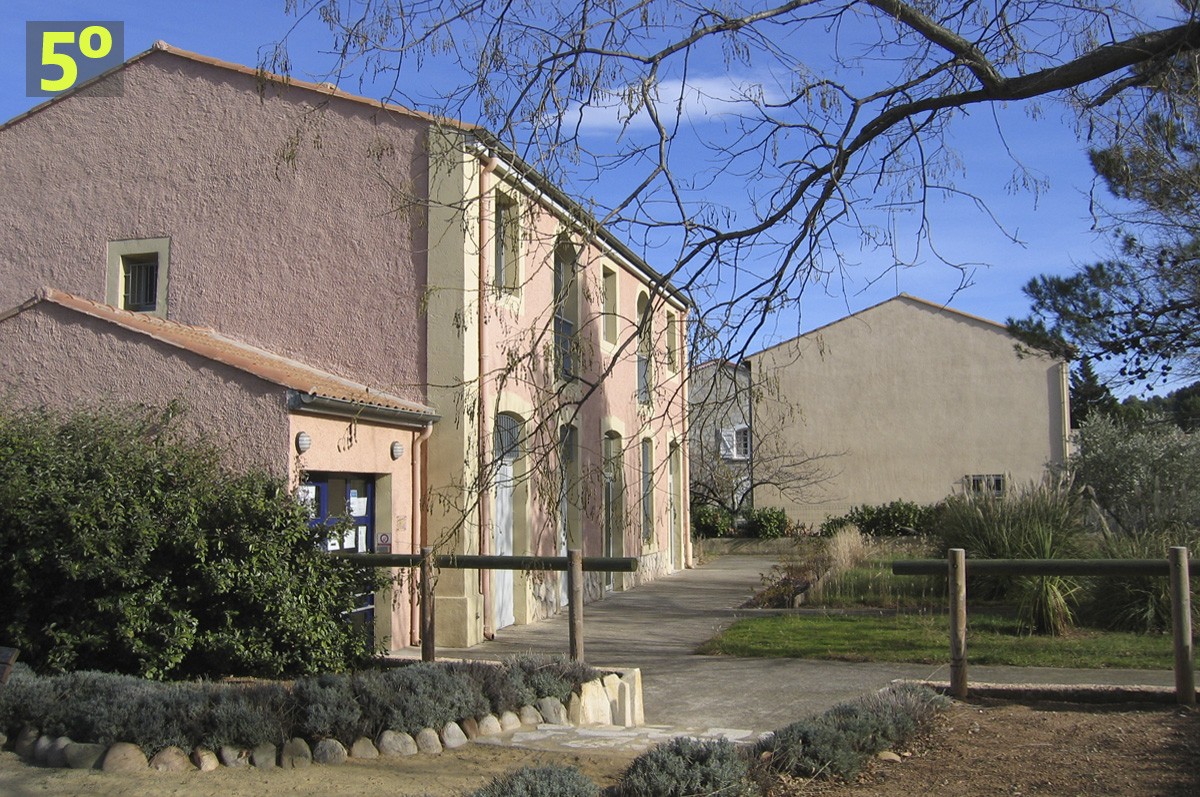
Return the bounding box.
[697,612,1186,670]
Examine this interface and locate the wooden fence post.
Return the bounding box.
[420,546,436,663]
[568,549,584,662]
[949,548,968,699]
[1169,546,1195,706]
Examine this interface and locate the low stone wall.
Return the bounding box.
[1,668,645,774]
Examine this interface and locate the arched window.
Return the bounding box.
[636,292,651,403]
[554,239,579,379]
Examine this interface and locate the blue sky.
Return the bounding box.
[0,3,1150,379]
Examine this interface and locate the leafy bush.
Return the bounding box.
[757,684,947,782]
[936,479,1089,634]
[469,765,600,797]
[618,737,757,797]
[1070,414,1200,533]
[0,404,381,679]
[691,504,735,538]
[745,507,790,539]
[821,501,942,537]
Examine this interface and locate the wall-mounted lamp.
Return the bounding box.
[390,441,405,460]
[295,431,312,454]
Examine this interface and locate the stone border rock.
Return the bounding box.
[2,668,646,774]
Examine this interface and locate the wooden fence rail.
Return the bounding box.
[333,549,639,663]
[893,548,1196,705]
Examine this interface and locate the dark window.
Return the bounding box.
[122,253,158,312]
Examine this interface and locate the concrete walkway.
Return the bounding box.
[402,555,1178,736]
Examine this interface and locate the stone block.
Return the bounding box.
[614,681,636,727]
[376,730,417,757]
[219,745,250,768]
[102,742,148,773]
[519,705,543,725]
[477,715,502,737]
[278,738,312,769]
[251,743,277,768]
[65,742,107,770]
[441,721,468,749]
[620,669,645,726]
[33,734,53,766]
[313,738,348,765]
[47,736,72,768]
[578,679,613,725]
[500,711,521,731]
[415,728,442,755]
[191,746,220,772]
[460,717,479,739]
[150,746,193,772]
[536,696,569,725]
[349,737,379,759]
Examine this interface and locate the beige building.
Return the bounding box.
[747,295,1071,526]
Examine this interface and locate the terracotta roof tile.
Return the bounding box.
[16,288,438,423]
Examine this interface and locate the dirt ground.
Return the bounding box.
[2,700,1197,796]
[778,700,1200,797]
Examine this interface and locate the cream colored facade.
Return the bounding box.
[748,295,1071,526]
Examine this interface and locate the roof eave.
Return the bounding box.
[288,391,440,429]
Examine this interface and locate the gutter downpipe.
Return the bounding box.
[410,423,433,646]
[479,152,501,641]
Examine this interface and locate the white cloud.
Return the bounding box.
[571,74,774,134]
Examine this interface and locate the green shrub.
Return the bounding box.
[936,480,1089,634]
[691,504,735,538]
[821,501,942,537]
[508,654,599,704]
[1081,528,1199,632]
[380,663,489,735]
[201,683,289,749]
[617,737,757,796]
[468,765,600,797]
[292,674,363,744]
[745,507,790,539]
[0,664,59,737]
[0,404,381,679]
[445,660,537,715]
[757,684,947,781]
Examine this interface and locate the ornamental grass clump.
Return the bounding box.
[617,737,758,797]
[936,478,1089,634]
[468,764,600,797]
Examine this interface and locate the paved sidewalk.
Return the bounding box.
[398,555,1178,737]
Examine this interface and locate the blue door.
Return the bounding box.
[301,474,376,642]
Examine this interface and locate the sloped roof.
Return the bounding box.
[748,293,1015,360]
[1,42,689,310]
[3,288,439,425]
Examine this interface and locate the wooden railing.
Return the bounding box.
[893,547,1196,705]
[334,549,638,662]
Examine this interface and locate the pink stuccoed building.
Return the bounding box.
[0,43,691,651]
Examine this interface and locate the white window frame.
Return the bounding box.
[719,425,751,461]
